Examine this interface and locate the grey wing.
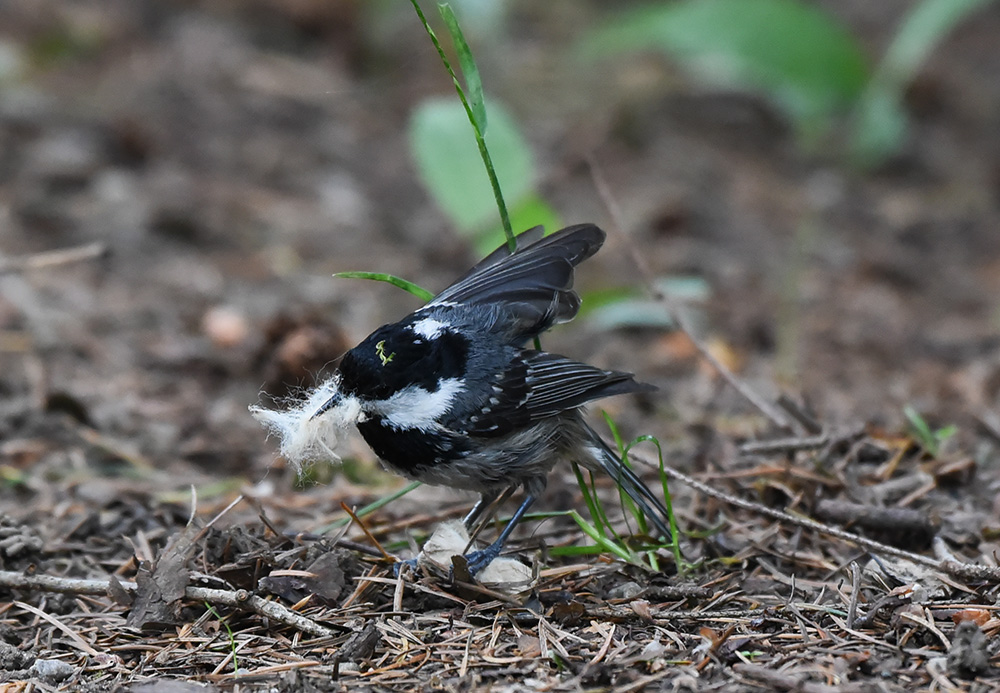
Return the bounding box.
[425,224,605,340]
[465,351,654,437]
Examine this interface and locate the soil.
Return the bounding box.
[2,1,1000,691]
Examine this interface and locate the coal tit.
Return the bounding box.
[252,224,672,575]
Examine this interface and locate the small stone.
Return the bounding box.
[607,581,644,600]
[28,658,75,683]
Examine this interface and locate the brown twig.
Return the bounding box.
[0,242,108,275]
[847,561,861,629]
[0,570,336,638]
[587,157,797,433]
[775,393,823,434]
[733,662,872,693]
[340,501,394,562]
[738,427,864,456]
[814,499,935,539]
[13,600,103,657]
[624,447,1000,584]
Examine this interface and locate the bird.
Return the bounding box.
[251,224,672,575]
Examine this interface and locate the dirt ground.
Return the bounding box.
[2,1,1000,691]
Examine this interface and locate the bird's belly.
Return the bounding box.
[356,419,556,493]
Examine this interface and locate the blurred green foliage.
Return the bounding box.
[407,1,561,252]
[904,405,958,458]
[408,95,561,254]
[850,0,995,167]
[582,0,995,168]
[584,0,868,145]
[409,97,530,230]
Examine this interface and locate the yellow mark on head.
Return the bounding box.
[375,340,395,366]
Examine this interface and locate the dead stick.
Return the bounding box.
[847,561,861,629]
[0,242,108,275]
[625,448,1000,584]
[738,427,864,456]
[814,499,934,536]
[587,157,796,432]
[734,663,871,693]
[0,570,336,638]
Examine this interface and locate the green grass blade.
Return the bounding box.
[333,271,434,302]
[548,544,612,557]
[903,405,941,457]
[567,510,633,563]
[410,0,514,250]
[625,434,688,572]
[601,413,649,536]
[205,605,239,673]
[438,3,487,133]
[316,480,423,534]
[571,462,607,539]
[587,467,623,543]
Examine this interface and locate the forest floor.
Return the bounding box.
[2,2,1000,691]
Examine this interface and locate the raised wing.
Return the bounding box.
[464,351,654,437]
[425,224,605,342]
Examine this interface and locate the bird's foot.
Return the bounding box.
[461,543,502,577]
[392,557,419,577]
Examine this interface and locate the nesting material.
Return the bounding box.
[249,378,360,471]
[418,520,534,589]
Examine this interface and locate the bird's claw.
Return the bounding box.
[392,557,419,577]
[459,545,501,577]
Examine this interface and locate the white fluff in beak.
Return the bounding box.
[249,377,362,472]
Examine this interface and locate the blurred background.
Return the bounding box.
[2,0,999,507]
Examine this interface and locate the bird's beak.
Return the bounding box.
[310,389,343,420]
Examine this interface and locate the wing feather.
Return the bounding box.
[426,224,605,340]
[465,351,653,436]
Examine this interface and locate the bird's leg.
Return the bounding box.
[394,490,506,576]
[462,494,536,576]
[462,491,499,529]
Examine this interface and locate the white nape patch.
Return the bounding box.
[374,378,463,431]
[249,377,362,472]
[420,300,458,310]
[410,317,448,339]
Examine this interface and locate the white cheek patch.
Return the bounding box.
[249,377,362,471]
[374,378,463,431]
[410,317,448,339]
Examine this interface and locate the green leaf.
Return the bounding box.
[849,88,909,168]
[589,300,674,331]
[582,0,869,137]
[903,405,940,456]
[851,0,995,167]
[903,405,958,458]
[410,97,534,232]
[586,276,710,330]
[333,271,434,302]
[438,3,487,132]
[877,0,993,80]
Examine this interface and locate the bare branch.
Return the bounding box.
[587,157,797,432]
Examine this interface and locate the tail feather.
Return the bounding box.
[590,436,673,541]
